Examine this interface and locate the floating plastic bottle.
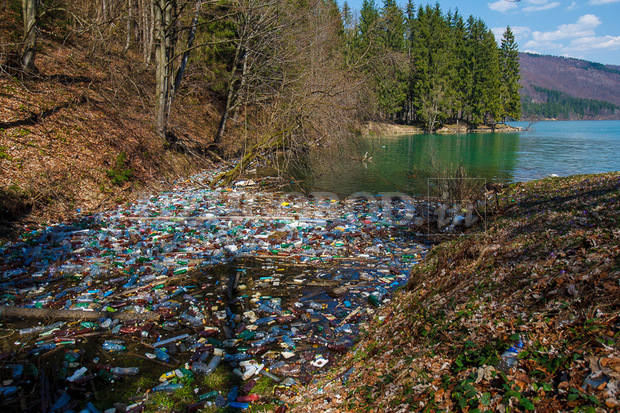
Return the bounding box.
[110,367,139,376]
[102,341,125,352]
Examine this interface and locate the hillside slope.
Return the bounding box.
[519,53,620,108]
[0,7,223,237]
[292,173,620,412]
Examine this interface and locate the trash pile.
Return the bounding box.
[0,168,428,412]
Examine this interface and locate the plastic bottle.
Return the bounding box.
[67,367,88,382]
[110,367,139,376]
[154,348,170,362]
[19,326,43,336]
[152,381,183,392]
[159,370,177,382]
[281,335,296,350]
[198,390,219,401]
[204,354,222,375]
[498,337,524,371]
[102,342,125,352]
[0,385,19,397]
[229,402,250,409]
[237,394,260,403]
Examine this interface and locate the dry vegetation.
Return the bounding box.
[291,172,620,412]
[0,3,225,236]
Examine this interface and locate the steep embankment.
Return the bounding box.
[293,173,620,412]
[0,17,220,237]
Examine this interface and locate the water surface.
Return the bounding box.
[299,120,620,196]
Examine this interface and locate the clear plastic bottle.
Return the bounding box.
[102,342,125,352]
[203,354,222,375]
[110,367,139,375]
[152,381,183,392]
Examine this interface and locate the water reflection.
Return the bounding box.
[296,120,620,196]
[299,132,520,196]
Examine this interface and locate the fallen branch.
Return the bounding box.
[0,306,161,322]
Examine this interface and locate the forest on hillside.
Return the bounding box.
[2,0,521,141]
[1,0,521,222]
[522,86,619,120]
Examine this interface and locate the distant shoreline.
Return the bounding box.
[359,121,521,136]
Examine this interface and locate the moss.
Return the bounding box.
[105,152,134,186]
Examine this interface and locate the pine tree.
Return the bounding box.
[357,0,380,52]
[381,0,404,52]
[372,0,408,120]
[499,26,521,121]
[465,17,500,126]
[410,4,453,131]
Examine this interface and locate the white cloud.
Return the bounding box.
[566,2,579,10]
[511,26,533,37]
[569,35,620,50]
[530,14,601,42]
[523,1,561,12]
[488,0,518,13]
[589,0,620,5]
[522,14,620,59]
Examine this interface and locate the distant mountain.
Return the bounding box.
[518,53,620,120]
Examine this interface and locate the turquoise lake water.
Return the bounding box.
[300,120,620,196]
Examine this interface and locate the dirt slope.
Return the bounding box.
[0,9,221,237]
[292,172,620,412]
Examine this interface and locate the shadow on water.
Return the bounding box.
[0,250,424,412]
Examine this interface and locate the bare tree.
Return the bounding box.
[153,0,202,142]
[212,0,361,185]
[214,0,282,145]
[21,0,39,72]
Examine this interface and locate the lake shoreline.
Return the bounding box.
[290,171,620,412]
[359,121,522,137]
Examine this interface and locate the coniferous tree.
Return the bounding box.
[373,0,408,120]
[499,26,521,121]
[357,0,380,53]
[465,17,500,126]
[410,4,453,130]
[448,9,468,124]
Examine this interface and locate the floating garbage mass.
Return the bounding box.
[0,168,429,412]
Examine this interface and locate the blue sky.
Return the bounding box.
[339,0,620,65]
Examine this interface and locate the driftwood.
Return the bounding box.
[0,306,161,322]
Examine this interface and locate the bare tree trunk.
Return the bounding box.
[102,0,108,21]
[154,0,172,140]
[146,0,155,64]
[172,0,201,96]
[215,39,244,144]
[124,0,133,52]
[138,0,154,64]
[21,0,38,73]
